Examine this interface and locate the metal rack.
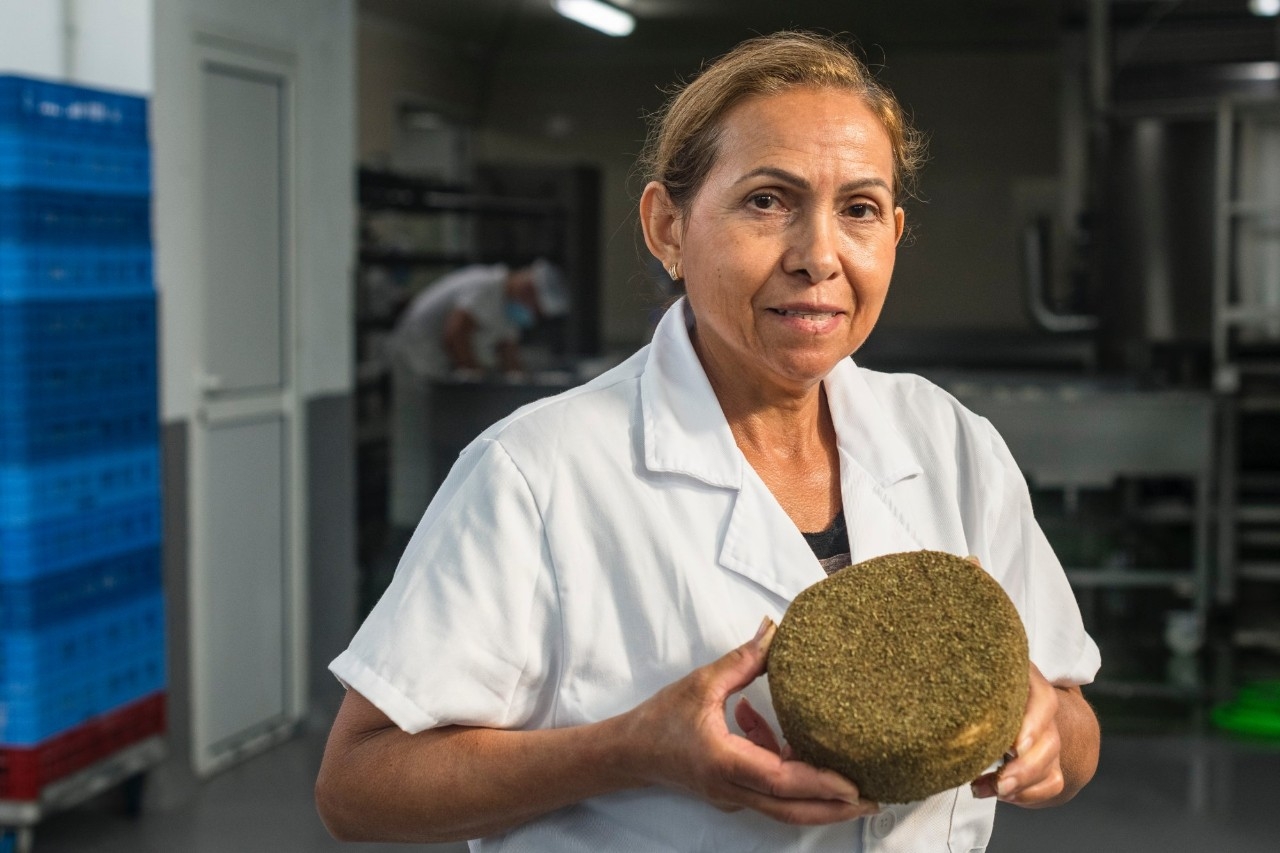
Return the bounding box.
[943,375,1216,699]
[0,738,164,853]
[1212,96,1280,618]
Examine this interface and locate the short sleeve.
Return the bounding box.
[330,438,560,733]
[978,419,1101,687]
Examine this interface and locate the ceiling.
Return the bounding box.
[359,0,1280,62]
[359,0,1061,58]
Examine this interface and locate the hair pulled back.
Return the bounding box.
[639,31,925,212]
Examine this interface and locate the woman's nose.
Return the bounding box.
[783,210,840,284]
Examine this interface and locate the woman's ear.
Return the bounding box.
[639,181,682,266]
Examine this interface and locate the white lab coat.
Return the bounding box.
[389,263,517,378]
[387,264,518,526]
[333,300,1101,852]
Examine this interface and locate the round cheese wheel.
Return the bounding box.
[767,550,1029,804]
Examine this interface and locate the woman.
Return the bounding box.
[317,31,1101,851]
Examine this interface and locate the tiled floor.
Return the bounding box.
[18,718,1280,852]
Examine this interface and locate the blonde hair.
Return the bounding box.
[639,31,925,212]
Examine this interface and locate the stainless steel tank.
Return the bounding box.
[1096,116,1217,381]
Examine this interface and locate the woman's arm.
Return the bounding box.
[441,308,479,370]
[315,691,634,843]
[315,619,874,843]
[971,663,1100,807]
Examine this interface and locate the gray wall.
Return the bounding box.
[306,394,358,719]
[880,48,1061,333]
[358,25,1063,352]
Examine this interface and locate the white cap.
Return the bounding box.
[529,258,570,318]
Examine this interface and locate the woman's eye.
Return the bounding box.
[847,203,876,219]
[749,194,778,210]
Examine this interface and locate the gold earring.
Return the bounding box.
[667,261,680,280]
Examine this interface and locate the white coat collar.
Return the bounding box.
[640,301,742,489]
[640,299,923,490]
[640,300,926,601]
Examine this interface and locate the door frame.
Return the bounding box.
[187,35,308,777]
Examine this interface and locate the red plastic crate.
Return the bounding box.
[0,691,164,801]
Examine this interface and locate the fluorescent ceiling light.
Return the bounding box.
[1250,0,1280,17]
[553,0,635,37]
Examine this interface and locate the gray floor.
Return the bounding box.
[19,720,1280,852]
[25,725,466,853]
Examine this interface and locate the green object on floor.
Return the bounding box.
[1212,680,1280,738]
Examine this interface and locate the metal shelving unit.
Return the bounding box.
[0,737,164,853]
[1212,97,1280,622]
[943,376,1216,700]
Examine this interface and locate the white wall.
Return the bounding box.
[69,0,153,93]
[0,0,150,92]
[153,0,356,419]
[0,0,64,78]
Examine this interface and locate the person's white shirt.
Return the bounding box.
[388,263,517,378]
[333,299,1101,852]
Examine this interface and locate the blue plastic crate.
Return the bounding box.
[0,389,158,464]
[0,189,150,247]
[0,494,160,582]
[0,246,152,298]
[0,646,165,745]
[0,591,165,745]
[0,76,147,146]
[0,446,160,525]
[0,294,156,363]
[0,590,162,679]
[0,134,150,195]
[0,544,161,630]
[0,349,157,415]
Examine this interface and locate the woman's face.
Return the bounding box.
[646,86,904,399]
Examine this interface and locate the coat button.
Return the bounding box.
[871,809,896,838]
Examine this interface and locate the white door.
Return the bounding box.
[189,45,305,777]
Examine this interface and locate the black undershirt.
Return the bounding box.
[801,510,852,575]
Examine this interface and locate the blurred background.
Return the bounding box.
[1,0,1279,851]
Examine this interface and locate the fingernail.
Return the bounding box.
[971,781,991,799]
[754,616,776,644]
[1017,736,1032,756]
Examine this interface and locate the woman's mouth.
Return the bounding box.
[768,308,843,320]
[768,307,839,317]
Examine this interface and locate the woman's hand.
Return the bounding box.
[619,618,878,825]
[971,662,1062,805]
[971,661,1098,808]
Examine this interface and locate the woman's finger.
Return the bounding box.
[717,735,864,805]
[724,785,878,825]
[696,618,776,703]
[1016,664,1059,745]
[996,768,1065,806]
[970,771,998,799]
[734,696,782,754]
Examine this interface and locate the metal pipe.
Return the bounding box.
[1023,219,1098,333]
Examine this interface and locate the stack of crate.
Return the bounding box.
[0,76,165,802]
